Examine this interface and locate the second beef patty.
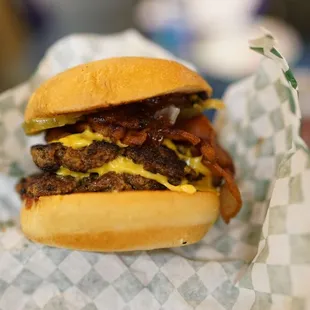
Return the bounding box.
[31,142,199,186]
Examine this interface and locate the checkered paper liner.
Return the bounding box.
[0,29,309,310]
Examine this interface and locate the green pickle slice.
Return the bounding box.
[23,113,83,135]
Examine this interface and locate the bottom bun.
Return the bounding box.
[20,191,219,252]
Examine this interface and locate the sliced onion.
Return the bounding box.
[154,105,180,125]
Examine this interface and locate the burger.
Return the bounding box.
[16,57,242,252]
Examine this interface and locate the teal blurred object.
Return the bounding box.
[148,19,193,60]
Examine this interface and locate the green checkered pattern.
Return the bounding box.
[0,30,309,309]
[220,38,310,308]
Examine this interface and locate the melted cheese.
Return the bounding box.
[190,94,225,111]
[163,139,190,158]
[53,128,127,149]
[57,168,87,179]
[162,139,210,176]
[207,99,225,110]
[198,99,225,110]
[187,157,211,176]
[192,178,214,192]
[57,157,196,194]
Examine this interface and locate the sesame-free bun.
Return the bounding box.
[25,57,212,122]
[20,191,219,252]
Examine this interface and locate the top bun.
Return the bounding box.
[25,57,212,121]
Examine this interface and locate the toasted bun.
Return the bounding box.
[21,191,219,252]
[25,57,212,121]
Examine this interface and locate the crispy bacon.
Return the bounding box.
[214,143,235,175]
[178,115,235,174]
[88,120,110,136]
[177,114,216,143]
[202,158,242,223]
[161,128,201,145]
[88,120,148,146]
[123,130,148,146]
[45,128,70,143]
[177,115,242,223]
[219,173,242,223]
[89,111,148,130]
[110,126,127,142]
[45,123,90,143]
[200,142,216,163]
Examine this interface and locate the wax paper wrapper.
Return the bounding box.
[0,29,309,310]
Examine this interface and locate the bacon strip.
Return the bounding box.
[177,115,242,223]
[202,158,242,223]
[177,114,216,144]
[122,130,148,146]
[219,173,242,223]
[161,128,201,145]
[178,115,235,173]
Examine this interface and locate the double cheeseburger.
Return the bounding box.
[16,57,242,252]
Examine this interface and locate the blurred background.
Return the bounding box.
[0,0,310,144]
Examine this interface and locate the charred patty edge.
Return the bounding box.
[16,172,167,199]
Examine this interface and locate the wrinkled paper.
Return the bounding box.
[0,29,309,310]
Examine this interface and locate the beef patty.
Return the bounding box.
[31,143,198,185]
[31,141,119,173]
[16,172,166,198]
